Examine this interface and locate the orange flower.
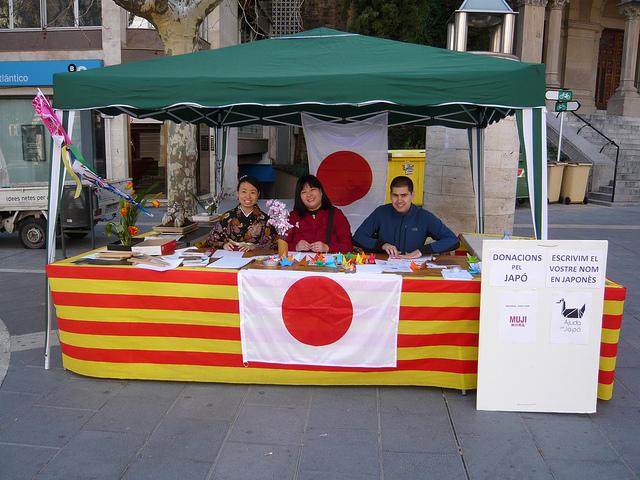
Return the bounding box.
[120,207,127,217]
[151,199,161,208]
[126,181,133,190]
[128,226,139,236]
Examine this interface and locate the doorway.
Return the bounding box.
[595,29,623,110]
[130,123,165,196]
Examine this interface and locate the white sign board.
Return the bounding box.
[477,240,608,413]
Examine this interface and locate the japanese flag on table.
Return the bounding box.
[238,269,401,368]
[302,112,388,231]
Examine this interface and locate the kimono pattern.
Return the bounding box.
[206,205,276,249]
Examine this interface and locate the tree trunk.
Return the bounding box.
[111,0,225,226]
[160,29,199,226]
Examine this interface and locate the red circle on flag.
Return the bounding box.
[316,150,373,206]
[281,276,353,346]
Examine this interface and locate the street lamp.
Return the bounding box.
[447,0,516,56]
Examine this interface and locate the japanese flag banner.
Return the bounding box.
[302,112,388,231]
[238,269,401,368]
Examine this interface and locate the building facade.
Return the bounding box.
[519,0,640,204]
[0,0,249,199]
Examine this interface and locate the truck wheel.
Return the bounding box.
[19,218,47,249]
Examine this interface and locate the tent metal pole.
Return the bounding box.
[213,127,229,205]
[214,127,223,201]
[467,127,485,234]
[44,110,75,369]
[477,129,485,234]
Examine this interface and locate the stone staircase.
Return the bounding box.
[588,181,615,204]
[561,113,640,206]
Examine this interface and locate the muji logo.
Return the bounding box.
[510,315,527,327]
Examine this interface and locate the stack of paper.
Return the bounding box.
[211,250,246,259]
[207,256,254,269]
[441,269,473,280]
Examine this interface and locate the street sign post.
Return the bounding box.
[545,90,573,101]
[546,90,580,163]
[555,101,581,112]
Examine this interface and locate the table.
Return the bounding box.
[46,259,626,400]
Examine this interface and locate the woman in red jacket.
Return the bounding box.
[285,175,353,253]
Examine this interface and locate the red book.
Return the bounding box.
[131,238,177,256]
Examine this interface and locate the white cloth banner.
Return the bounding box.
[302,112,388,231]
[238,269,401,368]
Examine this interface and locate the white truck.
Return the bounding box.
[0,181,126,248]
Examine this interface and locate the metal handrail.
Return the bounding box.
[570,111,620,202]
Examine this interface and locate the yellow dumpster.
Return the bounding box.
[547,162,567,203]
[385,149,425,206]
[560,163,591,204]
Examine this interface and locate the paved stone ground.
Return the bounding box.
[0,203,638,479]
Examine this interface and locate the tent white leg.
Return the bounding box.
[44,110,76,369]
[468,127,485,234]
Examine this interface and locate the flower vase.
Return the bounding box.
[277,238,288,257]
[107,237,144,251]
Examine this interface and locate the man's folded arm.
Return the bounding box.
[353,209,383,251]
[420,215,460,254]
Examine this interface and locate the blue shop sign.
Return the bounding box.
[0,59,103,87]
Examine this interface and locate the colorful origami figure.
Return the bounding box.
[367,253,376,264]
[334,253,343,265]
[280,255,294,267]
[343,260,356,273]
[410,261,427,271]
[325,256,336,267]
[468,263,481,275]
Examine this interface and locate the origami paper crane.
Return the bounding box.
[279,255,295,267]
[342,260,356,273]
[410,261,427,271]
[311,253,325,264]
[294,257,309,267]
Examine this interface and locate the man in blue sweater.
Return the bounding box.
[353,176,459,258]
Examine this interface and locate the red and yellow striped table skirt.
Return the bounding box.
[46,262,626,400]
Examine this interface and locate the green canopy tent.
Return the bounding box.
[46,28,549,367]
[52,27,548,240]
